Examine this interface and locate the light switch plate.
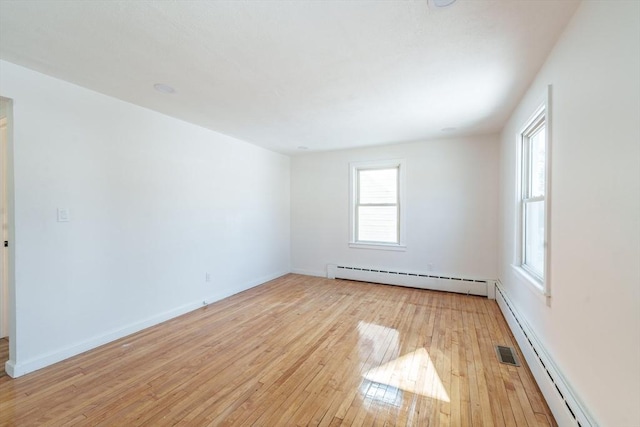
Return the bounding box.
[57,208,70,222]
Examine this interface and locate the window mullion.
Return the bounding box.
[523,196,544,204]
[359,203,398,207]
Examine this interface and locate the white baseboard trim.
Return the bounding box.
[290,268,326,278]
[202,270,289,306]
[5,270,288,378]
[327,263,490,297]
[6,300,205,378]
[495,281,596,427]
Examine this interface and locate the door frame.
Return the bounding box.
[0,96,16,370]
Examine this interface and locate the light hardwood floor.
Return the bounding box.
[0,338,7,380]
[0,274,555,426]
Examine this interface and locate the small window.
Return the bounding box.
[350,160,406,250]
[515,90,550,295]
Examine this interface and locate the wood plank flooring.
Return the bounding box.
[0,274,555,426]
[0,338,7,380]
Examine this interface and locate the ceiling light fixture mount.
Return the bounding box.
[153,83,176,94]
[428,0,457,8]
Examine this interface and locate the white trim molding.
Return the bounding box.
[514,85,552,299]
[348,242,406,251]
[5,270,288,378]
[290,268,326,278]
[349,159,407,250]
[327,263,493,297]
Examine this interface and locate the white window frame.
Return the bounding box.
[513,86,551,298]
[349,159,406,251]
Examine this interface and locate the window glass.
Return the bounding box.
[529,127,546,198]
[524,200,545,278]
[358,205,398,243]
[359,169,397,204]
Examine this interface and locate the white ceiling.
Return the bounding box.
[0,0,579,154]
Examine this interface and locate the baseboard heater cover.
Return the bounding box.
[327,264,492,297]
[495,283,596,427]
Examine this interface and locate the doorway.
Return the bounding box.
[0,96,13,373]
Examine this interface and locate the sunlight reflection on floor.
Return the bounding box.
[360,379,404,408]
[357,321,450,405]
[364,347,450,402]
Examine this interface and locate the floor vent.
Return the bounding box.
[496,345,519,366]
[496,284,595,426]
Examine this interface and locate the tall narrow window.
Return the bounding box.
[516,96,549,293]
[522,115,546,279]
[350,160,405,250]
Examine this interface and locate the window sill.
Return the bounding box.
[511,264,550,302]
[349,242,406,252]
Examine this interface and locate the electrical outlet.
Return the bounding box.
[57,208,70,222]
[205,273,211,282]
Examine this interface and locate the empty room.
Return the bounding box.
[0,0,638,426]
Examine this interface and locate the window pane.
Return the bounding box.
[358,206,398,243]
[359,168,397,204]
[524,200,545,278]
[529,126,546,198]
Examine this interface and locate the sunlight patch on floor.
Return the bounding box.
[363,347,450,402]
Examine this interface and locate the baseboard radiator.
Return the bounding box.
[495,283,596,427]
[327,264,493,298]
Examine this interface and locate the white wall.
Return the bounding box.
[291,136,499,279]
[0,60,290,376]
[498,1,640,425]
